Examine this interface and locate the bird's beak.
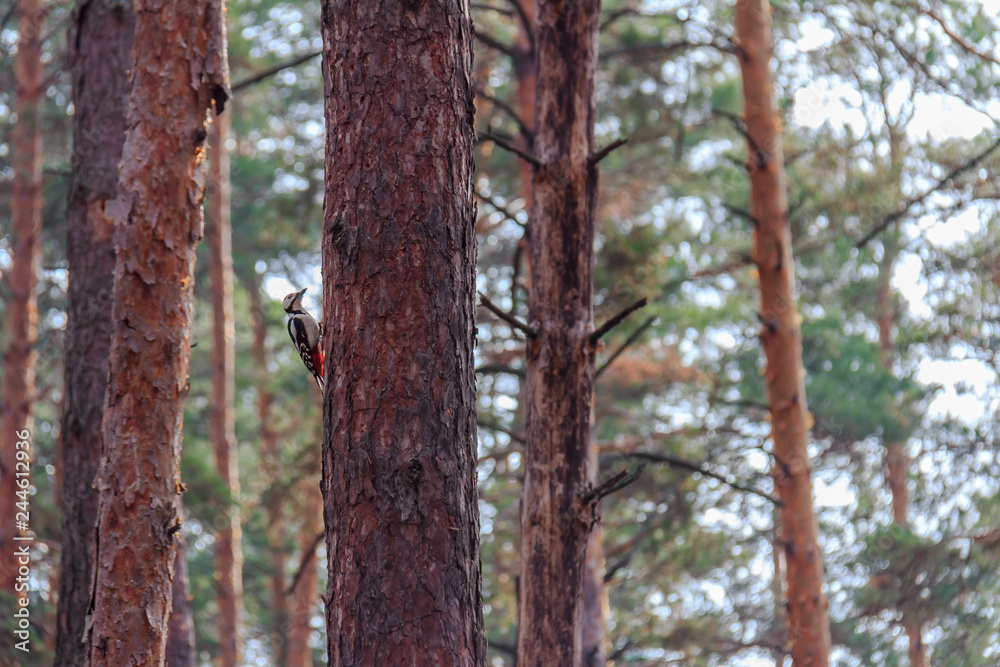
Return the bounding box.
[297,287,308,297]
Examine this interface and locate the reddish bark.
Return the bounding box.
[517,1,602,665]
[735,1,831,664]
[83,0,229,663]
[207,99,244,667]
[54,2,135,664]
[0,0,44,598]
[320,2,485,664]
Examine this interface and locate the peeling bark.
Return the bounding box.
[54,3,134,664]
[735,1,831,665]
[517,1,602,665]
[320,2,485,665]
[207,100,244,667]
[0,0,44,597]
[84,0,229,663]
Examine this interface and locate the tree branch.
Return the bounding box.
[474,28,520,58]
[285,531,324,595]
[232,49,322,93]
[590,137,629,164]
[595,315,657,378]
[855,136,1000,248]
[590,297,648,343]
[476,420,526,445]
[478,129,541,166]
[582,465,646,505]
[475,86,534,139]
[478,292,538,337]
[475,364,526,378]
[619,451,780,505]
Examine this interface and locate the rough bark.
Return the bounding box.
[247,274,290,660]
[207,98,244,667]
[54,3,134,664]
[286,482,323,667]
[0,0,44,597]
[734,1,831,665]
[83,1,229,663]
[320,2,485,664]
[165,530,196,667]
[517,1,602,665]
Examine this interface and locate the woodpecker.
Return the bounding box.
[283,288,325,390]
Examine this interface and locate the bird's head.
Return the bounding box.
[283,287,308,313]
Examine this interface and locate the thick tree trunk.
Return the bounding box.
[207,99,245,667]
[320,2,485,664]
[516,2,601,666]
[734,1,831,665]
[286,483,323,667]
[0,0,44,597]
[165,530,196,667]
[54,3,134,664]
[84,1,229,663]
[247,274,290,660]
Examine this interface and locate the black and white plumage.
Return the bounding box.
[283,287,325,390]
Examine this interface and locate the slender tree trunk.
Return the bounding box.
[0,0,44,597]
[734,1,831,665]
[84,1,229,663]
[54,3,134,663]
[875,234,925,667]
[286,482,322,667]
[582,444,609,667]
[207,97,244,667]
[165,530,196,667]
[320,2,485,664]
[517,1,601,665]
[247,274,290,661]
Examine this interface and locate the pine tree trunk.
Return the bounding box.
[0,0,44,596]
[207,97,244,667]
[247,274,290,661]
[286,483,322,667]
[876,234,925,667]
[517,1,601,665]
[84,1,229,663]
[320,2,485,664]
[734,1,831,665]
[165,530,196,667]
[54,3,134,663]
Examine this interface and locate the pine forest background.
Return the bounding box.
[1,0,1000,665]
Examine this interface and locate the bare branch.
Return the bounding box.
[232,49,322,93]
[590,297,648,343]
[590,137,629,164]
[918,6,1000,67]
[855,136,1000,248]
[582,465,646,505]
[475,86,534,139]
[478,292,538,338]
[476,420,526,445]
[619,451,780,505]
[596,315,657,378]
[475,364,526,378]
[285,531,324,595]
[474,27,520,58]
[478,129,541,166]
